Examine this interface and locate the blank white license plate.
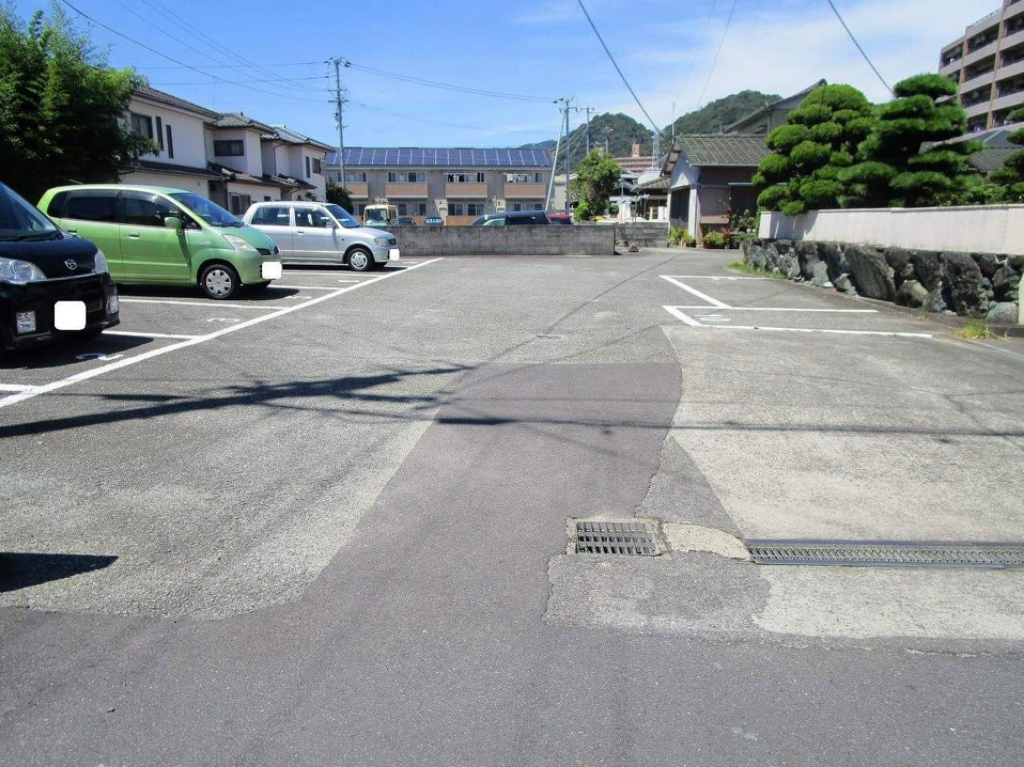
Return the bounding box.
[54,300,86,331]
[261,261,283,280]
[388,248,400,260]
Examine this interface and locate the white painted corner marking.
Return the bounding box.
[660,276,731,308]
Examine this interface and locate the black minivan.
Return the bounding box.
[0,181,119,359]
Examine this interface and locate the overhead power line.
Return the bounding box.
[671,0,718,123]
[352,101,551,135]
[136,61,324,70]
[346,62,554,103]
[575,0,661,136]
[695,0,739,109]
[56,0,330,104]
[153,76,329,87]
[825,0,893,95]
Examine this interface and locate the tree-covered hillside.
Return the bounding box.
[665,90,781,136]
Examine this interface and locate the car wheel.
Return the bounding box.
[347,247,373,272]
[200,264,240,300]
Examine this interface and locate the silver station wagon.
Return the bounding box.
[243,201,399,272]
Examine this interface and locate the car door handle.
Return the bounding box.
[126,231,140,239]
[295,230,305,236]
[65,226,77,233]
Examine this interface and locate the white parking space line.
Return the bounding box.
[0,383,37,392]
[660,276,731,308]
[104,330,204,340]
[267,285,340,291]
[664,275,763,280]
[672,306,878,313]
[0,258,443,410]
[662,306,932,338]
[281,271,362,278]
[118,298,277,311]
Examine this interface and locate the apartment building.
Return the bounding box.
[940,0,1024,131]
[326,147,551,225]
[122,86,332,212]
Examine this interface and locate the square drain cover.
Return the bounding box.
[575,521,657,556]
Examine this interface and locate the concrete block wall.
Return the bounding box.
[390,225,615,257]
[615,222,670,248]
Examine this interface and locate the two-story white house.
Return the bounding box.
[122,85,221,196]
[121,87,333,213]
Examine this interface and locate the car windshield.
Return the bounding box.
[365,209,388,222]
[0,182,58,240]
[324,203,361,229]
[169,191,244,227]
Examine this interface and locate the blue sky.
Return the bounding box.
[13,0,1000,148]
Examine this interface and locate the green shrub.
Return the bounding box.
[668,226,688,245]
[683,233,696,247]
[702,231,726,249]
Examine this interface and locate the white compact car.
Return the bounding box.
[243,201,399,272]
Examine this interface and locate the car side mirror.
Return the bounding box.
[164,216,183,231]
[327,219,338,229]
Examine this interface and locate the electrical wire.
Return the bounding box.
[695,0,739,109]
[56,0,331,104]
[346,62,554,103]
[137,61,324,70]
[670,0,718,122]
[825,0,893,95]
[153,76,329,87]
[352,101,551,135]
[575,0,661,136]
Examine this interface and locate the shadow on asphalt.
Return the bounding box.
[117,285,302,302]
[0,333,154,371]
[0,553,118,592]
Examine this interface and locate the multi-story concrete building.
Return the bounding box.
[940,0,1024,132]
[326,147,552,225]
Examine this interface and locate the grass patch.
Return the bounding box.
[955,319,996,340]
[727,261,789,282]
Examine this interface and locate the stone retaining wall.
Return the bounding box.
[742,239,1022,324]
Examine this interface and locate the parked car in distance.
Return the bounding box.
[469,211,551,227]
[39,185,282,300]
[548,212,573,225]
[364,203,398,229]
[244,201,399,272]
[396,217,417,226]
[424,217,444,227]
[1,181,119,359]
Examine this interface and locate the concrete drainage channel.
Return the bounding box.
[569,518,1024,569]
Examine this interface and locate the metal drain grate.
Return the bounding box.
[575,521,658,556]
[746,540,1024,569]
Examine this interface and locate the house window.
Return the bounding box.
[345,172,367,183]
[512,203,522,212]
[466,202,485,216]
[506,172,543,184]
[155,116,164,151]
[214,140,244,157]
[397,203,408,215]
[532,203,544,210]
[447,171,484,183]
[131,113,153,140]
[448,202,464,216]
[415,202,428,216]
[356,203,366,215]
[388,171,425,183]
[312,158,323,174]
[305,156,311,178]
[166,124,174,159]
[229,193,252,215]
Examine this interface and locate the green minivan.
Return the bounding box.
[38,185,283,300]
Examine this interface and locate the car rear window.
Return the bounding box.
[64,191,118,222]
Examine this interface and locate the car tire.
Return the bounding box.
[200,263,240,300]
[347,247,373,272]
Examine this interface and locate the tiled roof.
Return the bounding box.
[326,147,551,168]
[615,156,656,173]
[970,147,1017,173]
[271,125,335,152]
[133,159,220,179]
[214,112,276,132]
[636,175,670,190]
[674,135,770,167]
[132,85,220,119]
[208,163,299,189]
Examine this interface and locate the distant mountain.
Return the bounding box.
[664,90,781,136]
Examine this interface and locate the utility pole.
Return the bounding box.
[603,126,612,155]
[579,106,595,154]
[331,57,349,188]
[554,97,573,214]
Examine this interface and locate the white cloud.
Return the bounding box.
[585,0,998,128]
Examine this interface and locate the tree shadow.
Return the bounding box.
[0,553,117,592]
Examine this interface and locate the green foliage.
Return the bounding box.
[668,225,687,245]
[573,199,592,222]
[569,149,621,217]
[666,90,781,136]
[991,108,1024,201]
[0,6,153,201]
[702,231,726,249]
[755,83,873,213]
[844,73,978,208]
[326,182,353,212]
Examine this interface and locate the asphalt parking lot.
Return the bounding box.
[2,250,1023,767]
